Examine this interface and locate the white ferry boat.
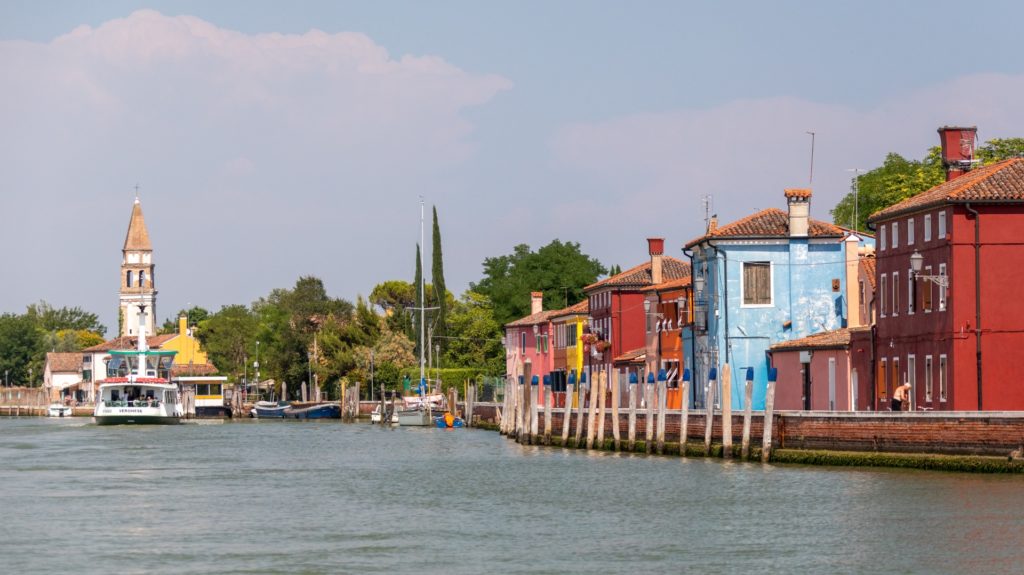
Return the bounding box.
[93,327,182,425]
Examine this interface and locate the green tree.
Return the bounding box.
[443,291,504,374]
[976,138,1024,164]
[369,280,415,335]
[196,305,258,380]
[472,240,606,326]
[25,300,106,336]
[160,306,211,334]
[831,150,943,231]
[832,137,1024,230]
[431,205,448,355]
[0,313,46,387]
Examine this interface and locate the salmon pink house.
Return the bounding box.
[504,292,556,383]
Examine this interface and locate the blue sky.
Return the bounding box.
[3,1,1024,334]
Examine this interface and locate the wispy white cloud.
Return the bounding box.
[0,10,511,328]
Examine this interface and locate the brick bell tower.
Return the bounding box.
[119,197,157,337]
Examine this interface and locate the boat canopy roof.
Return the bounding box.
[109,350,178,356]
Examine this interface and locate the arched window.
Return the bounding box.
[139,271,146,287]
[126,270,133,287]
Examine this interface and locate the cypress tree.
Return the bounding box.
[431,206,447,356]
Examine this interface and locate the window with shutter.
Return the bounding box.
[742,262,772,306]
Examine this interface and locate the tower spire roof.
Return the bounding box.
[123,198,152,251]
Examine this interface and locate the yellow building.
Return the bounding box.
[162,315,211,372]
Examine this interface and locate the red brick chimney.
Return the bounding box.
[937,126,977,181]
[530,291,543,315]
[648,238,664,284]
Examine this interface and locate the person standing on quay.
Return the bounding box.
[892,381,911,412]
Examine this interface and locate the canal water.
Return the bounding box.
[1,418,1021,574]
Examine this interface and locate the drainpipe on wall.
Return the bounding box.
[682,245,698,409]
[709,241,730,364]
[965,202,983,410]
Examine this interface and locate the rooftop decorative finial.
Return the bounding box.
[134,183,141,204]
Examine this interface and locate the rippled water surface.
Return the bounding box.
[1,417,1022,574]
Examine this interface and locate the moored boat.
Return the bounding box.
[93,309,182,425]
[48,404,73,418]
[284,403,340,419]
[251,400,290,418]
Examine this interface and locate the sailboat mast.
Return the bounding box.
[419,198,425,385]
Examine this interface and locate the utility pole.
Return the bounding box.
[847,168,866,230]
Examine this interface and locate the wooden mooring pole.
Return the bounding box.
[611,370,621,451]
[644,373,654,454]
[627,374,637,451]
[722,365,733,459]
[762,368,778,463]
[574,372,586,447]
[741,368,754,460]
[586,371,598,449]
[655,374,667,455]
[543,386,553,445]
[680,369,691,455]
[596,371,607,449]
[562,382,574,444]
[704,368,717,456]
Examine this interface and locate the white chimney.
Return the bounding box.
[785,188,812,237]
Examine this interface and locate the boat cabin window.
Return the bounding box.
[111,390,120,401]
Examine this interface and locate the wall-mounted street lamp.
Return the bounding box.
[910,250,948,287]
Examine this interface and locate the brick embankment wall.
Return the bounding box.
[508,408,1024,457]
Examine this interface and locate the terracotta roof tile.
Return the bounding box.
[868,158,1024,222]
[46,352,82,373]
[860,255,876,290]
[685,208,844,248]
[641,276,692,293]
[585,256,690,291]
[768,327,870,352]
[123,199,152,251]
[549,299,589,320]
[171,363,219,377]
[82,334,176,352]
[613,348,646,363]
[505,310,559,328]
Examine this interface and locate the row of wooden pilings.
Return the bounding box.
[500,363,779,462]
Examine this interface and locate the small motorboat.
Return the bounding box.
[371,404,398,424]
[251,400,290,418]
[283,403,340,419]
[433,412,465,428]
[48,404,73,418]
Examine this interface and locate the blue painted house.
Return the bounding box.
[683,188,873,409]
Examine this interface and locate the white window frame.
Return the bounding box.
[908,217,915,245]
[939,355,948,402]
[892,271,899,317]
[880,274,888,317]
[924,265,933,313]
[893,221,899,249]
[907,354,916,411]
[740,261,774,308]
[924,214,932,242]
[925,355,933,402]
[907,268,914,315]
[880,225,886,251]
[938,211,946,239]
[938,263,947,311]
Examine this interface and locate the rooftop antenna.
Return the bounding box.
[846,168,866,230]
[702,195,712,231]
[806,131,816,185]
